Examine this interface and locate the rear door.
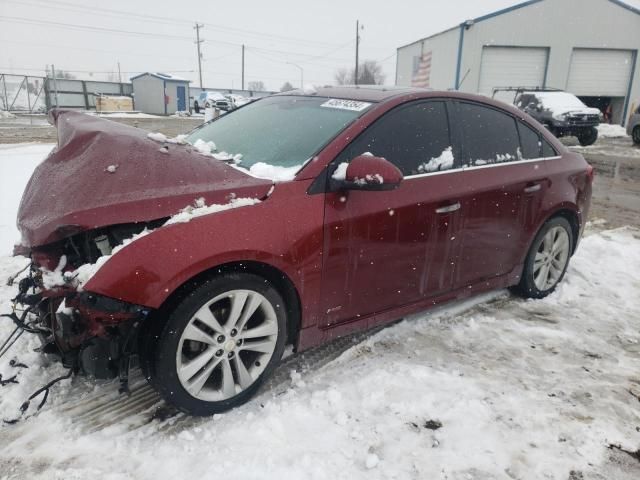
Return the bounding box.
[321,100,464,326]
[449,101,551,289]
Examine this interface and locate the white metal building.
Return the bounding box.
[396,0,640,124]
[130,72,191,116]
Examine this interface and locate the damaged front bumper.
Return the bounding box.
[4,261,152,388]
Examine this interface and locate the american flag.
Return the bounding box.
[412,51,432,88]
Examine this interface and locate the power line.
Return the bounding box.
[4,0,344,49]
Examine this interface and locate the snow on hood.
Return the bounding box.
[533,92,601,116]
[17,110,273,247]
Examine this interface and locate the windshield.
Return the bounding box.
[186,96,371,174]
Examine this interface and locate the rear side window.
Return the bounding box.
[456,102,520,167]
[518,122,542,159]
[542,139,557,157]
[336,101,452,176]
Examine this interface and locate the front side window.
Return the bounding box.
[187,96,371,173]
[456,102,520,167]
[335,101,452,176]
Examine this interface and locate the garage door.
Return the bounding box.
[478,46,548,97]
[566,49,633,97]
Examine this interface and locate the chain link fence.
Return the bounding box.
[1,74,132,113]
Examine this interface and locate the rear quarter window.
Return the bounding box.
[518,121,542,159]
[542,139,557,157]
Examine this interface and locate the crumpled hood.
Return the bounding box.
[17,110,273,247]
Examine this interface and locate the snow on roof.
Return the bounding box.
[129,72,191,82]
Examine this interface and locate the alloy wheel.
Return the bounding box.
[533,226,570,291]
[175,289,278,401]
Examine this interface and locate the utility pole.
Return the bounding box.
[354,20,360,85]
[117,61,122,83]
[194,23,204,88]
[51,64,59,108]
[241,44,245,91]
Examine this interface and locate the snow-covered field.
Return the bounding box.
[0,144,639,479]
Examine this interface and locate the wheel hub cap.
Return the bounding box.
[175,289,279,402]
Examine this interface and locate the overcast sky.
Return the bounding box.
[1,0,639,91]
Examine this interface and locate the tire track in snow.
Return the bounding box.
[51,291,506,435]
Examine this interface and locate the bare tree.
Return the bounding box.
[334,60,385,86]
[358,60,385,85]
[55,70,77,80]
[248,80,266,92]
[280,81,294,92]
[334,67,353,85]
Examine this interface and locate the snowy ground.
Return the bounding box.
[0,144,639,479]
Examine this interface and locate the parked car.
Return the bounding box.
[193,91,232,113]
[10,87,593,416]
[227,94,252,108]
[627,101,640,145]
[494,87,601,146]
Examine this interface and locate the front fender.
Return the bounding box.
[84,181,324,313]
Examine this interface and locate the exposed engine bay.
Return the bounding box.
[4,221,163,389]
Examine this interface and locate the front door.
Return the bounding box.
[177,86,186,112]
[320,100,463,327]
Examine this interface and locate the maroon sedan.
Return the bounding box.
[10,86,592,415]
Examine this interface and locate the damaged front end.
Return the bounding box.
[6,222,159,391]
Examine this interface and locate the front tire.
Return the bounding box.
[633,126,640,145]
[513,217,573,299]
[194,101,200,114]
[147,273,287,415]
[578,127,598,146]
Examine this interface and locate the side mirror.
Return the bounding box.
[331,154,403,191]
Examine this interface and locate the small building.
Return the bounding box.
[395,0,640,125]
[130,72,191,116]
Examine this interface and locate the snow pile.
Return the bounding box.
[249,162,301,182]
[0,110,16,119]
[332,162,349,180]
[472,152,515,166]
[597,123,628,138]
[417,147,454,173]
[165,196,260,225]
[147,131,168,142]
[354,173,383,185]
[147,132,188,144]
[192,138,216,154]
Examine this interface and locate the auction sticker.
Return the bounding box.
[320,99,371,111]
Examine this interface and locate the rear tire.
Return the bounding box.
[512,217,573,299]
[633,126,640,145]
[194,101,200,114]
[578,127,598,146]
[145,273,287,416]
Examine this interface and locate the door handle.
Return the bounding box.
[435,202,461,214]
[524,183,541,193]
